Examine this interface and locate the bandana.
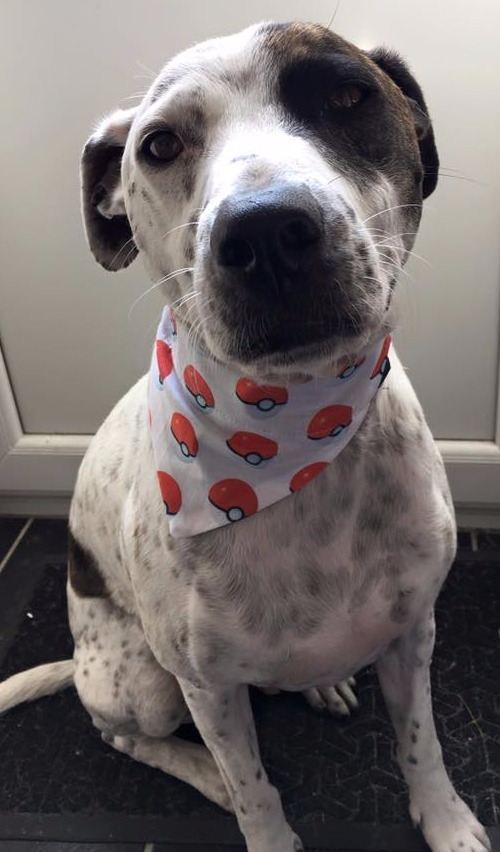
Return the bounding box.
[148,306,391,538]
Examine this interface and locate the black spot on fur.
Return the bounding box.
[68,530,108,598]
[183,168,195,198]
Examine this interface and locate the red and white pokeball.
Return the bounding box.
[235,378,288,412]
[208,478,258,523]
[170,412,198,459]
[307,404,353,440]
[168,307,177,336]
[184,365,215,410]
[336,354,366,380]
[156,340,173,385]
[226,431,278,466]
[157,470,182,515]
[289,462,328,492]
[370,336,391,386]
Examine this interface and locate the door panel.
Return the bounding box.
[0,0,498,439]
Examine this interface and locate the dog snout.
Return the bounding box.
[209,183,323,293]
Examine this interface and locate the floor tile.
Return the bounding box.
[0,519,498,851]
[0,843,143,852]
[0,517,29,564]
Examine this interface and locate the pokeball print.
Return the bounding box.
[157,470,182,515]
[370,336,392,387]
[226,431,278,466]
[184,365,215,410]
[208,478,258,522]
[289,461,329,493]
[307,404,353,440]
[156,339,173,385]
[235,378,288,412]
[170,412,198,459]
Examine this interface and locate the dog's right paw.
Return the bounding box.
[410,790,491,852]
[303,677,358,716]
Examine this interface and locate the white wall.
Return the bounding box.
[0,0,499,444]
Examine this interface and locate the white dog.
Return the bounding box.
[0,21,490,852]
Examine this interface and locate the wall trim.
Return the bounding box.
[1,342,499,524]
[0,432,499,526]
[0,345,22,462]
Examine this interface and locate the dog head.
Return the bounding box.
[81,22,438,375]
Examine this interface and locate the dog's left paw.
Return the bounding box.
[410,791,491,852]
[303,677,358,716]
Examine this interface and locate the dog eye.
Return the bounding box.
[141,130,184,163]
[328,83,367,109]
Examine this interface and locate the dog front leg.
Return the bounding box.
[376,611,491,852]
[178,679,303,852]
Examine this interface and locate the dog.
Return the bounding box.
[0,21,491,852]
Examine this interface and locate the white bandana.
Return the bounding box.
[148,306,391,538]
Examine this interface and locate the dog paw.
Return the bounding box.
[247,831,304,852]
[410,791,491,852]
[303,677,358,716]
[102,732,137,756]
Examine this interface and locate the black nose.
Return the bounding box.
[210,183,322,293]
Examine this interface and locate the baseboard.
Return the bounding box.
[1,435,499,527]
[454,505,500,529]
[0,494,72,517]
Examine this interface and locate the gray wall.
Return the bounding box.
[1,0,499,439]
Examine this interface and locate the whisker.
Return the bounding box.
[365,229,419,240]
[161,221,199,240]
[327,0,342,29]
[134,60,159,81]
[174,292,200,312]
[362,203,422,224]
[108,235,137,269]
[375,242,431,267]
[121,91,150,103]
[325,175,343,187]
[128,267,194,321]
[438,171,487,187]
[170,288,198,309]
[376,259,412,282]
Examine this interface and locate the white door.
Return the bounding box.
[1,0,499,521]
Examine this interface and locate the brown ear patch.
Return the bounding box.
[80,138,138,271]
[68,530,108,598]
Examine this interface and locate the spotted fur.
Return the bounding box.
[1,21,490,852]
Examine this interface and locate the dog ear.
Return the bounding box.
[367,48,439,199]
[80,107,139,271]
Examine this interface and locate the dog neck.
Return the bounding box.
[148,305,391,537]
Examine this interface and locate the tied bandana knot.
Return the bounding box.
[148,306,391,538]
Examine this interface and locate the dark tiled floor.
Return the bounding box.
[0,845,143,852]
[0,516,28,562]
[0,519,498,852]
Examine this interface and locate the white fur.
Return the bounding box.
[1,24,490,852]
[0,660,73,714]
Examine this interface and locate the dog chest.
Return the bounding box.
[179,522,436,691]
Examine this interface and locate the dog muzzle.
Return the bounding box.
[148,306,391,537]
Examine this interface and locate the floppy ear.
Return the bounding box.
[367,48,439,199]
[80,107,139,270]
